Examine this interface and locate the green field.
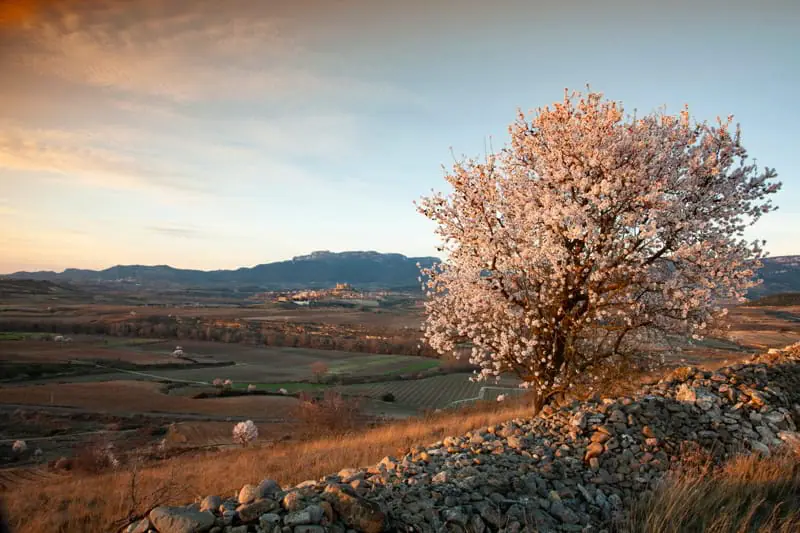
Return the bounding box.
[326,354,439,376]
[229,382,330,393]
[0,332,51,341]
[340,373,525,409]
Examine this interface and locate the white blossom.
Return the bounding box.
[11,440,27,454]
[232,420,258,446]
[416,89,780,410]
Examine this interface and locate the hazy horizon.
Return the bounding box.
[2,0,798,273]
[3,248,444,274]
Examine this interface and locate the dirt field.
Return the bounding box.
[725,305,800,349]
[0,381,298,419]
[0,337,187,366]
[0,301,424,329]
[0,334,441,385]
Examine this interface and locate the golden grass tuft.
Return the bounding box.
[623,445,800,533]
[2,400,534,533]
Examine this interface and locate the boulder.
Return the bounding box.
[199,495,221,513]
[323,484,386,533]
[237,499,280,523]
[148,506,216,533]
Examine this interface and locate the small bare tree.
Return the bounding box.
[310,361,329,383]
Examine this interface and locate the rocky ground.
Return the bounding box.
[125,343,800,533]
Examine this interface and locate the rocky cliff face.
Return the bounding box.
[126,343,800,533]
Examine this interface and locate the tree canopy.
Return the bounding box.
[417,89,781,409]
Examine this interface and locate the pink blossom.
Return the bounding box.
[417,89,780,410]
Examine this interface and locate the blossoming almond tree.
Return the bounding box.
[232,420,258,447]
[417,89,781,410]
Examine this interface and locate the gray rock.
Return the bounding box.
[750,440,771,456]
[260,513,282,529]
[294,527,325,533]
[238,499,279,523]
[126,517,151,533]
[239,484,261,504]
[199,495,221,514]
[284,505,324,526]
[258,478,282,498]
[323,484,386,533]
[148,506,216,533]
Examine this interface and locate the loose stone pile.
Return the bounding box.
[129,343,800,533]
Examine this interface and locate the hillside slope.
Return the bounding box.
[7,344,799,533]
[751,255,800,297]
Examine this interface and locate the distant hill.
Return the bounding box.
[4,252,797,296]
[750,255,800,298]
[3,251,439,290]
[0,279,88,299]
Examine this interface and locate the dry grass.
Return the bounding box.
[291,390,363,435]
[623,445,800,533]
[2,399,535,533]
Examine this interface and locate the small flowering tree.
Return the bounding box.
[232,420,258,447]
[11,440,27,454]
[417,89,780,411]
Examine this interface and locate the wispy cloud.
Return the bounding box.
[1,1,423,107]
[0,125,204,196]
[147,225,207,239]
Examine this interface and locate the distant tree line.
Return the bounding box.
[0,317,438,357]
[748,292,800,307]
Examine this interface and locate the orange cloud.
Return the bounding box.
[0,0,65,27]
[0,0,38,27]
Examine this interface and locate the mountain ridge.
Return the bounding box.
[3,252,798,296]
[2,251,440,289]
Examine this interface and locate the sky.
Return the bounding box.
[0,0,797,273]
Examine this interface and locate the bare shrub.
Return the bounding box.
[110,457,182,533]
[380,392,396,402]
[310,361,329,383]
[71,438,121,475]
[291,390,361,434]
